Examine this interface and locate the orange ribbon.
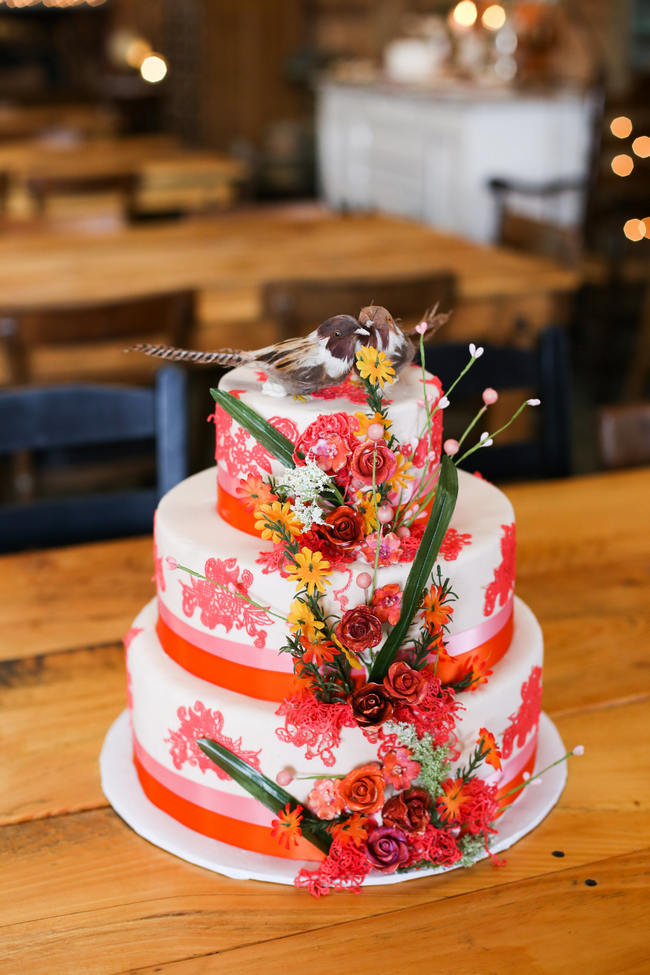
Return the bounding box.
[133,750,323,861]
[217,483,260,537]
[434,608,514,686]
[156,615,298,702]
[133,744,535,861]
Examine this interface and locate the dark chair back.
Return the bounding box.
[0,171,8,213]
[597,403,650,469]
[425,326,571,480]
[0,367,187,553]
[261,272,457,339]
[25,170,140,221]
[0,288,195,385]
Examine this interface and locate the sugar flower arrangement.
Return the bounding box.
[176,336,579,895]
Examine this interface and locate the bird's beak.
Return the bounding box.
[356,326,371,337]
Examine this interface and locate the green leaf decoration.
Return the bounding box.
[368,454,459,683]
[197,738,332,855]
[211,388,296,469]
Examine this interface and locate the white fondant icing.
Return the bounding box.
[154,467,515,664]
[127,596,542,808]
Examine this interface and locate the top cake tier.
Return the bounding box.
[214,363,443,534]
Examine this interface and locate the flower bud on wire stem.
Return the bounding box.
[454,398,541,466]
[416,325,433,444]
[432,343,484,417]
[497,745,584,805]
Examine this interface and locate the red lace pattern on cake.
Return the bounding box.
[153,523,165,593]
[166,701,262,780]
[179,557,271,649]
[275,694,356,766]
[501,665,542,759]
[439,527,472,561]
[483,522,516,616]
[294,838,371,896]
[312,378,369,404]
[214,404,299,477]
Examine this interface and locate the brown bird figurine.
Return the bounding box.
[358,303,452,375]
[131,315,370,396]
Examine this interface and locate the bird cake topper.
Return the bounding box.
[131,303,450,397]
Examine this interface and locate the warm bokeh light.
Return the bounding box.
[482,4,506,30]
[632,135,650,158]
[140,54,168,84]
[611,154,634,177]
[126,38,152,69]
[643,217,650,239]
[610,116,633,139]
[623,219,645,242]
[452,1,478,28]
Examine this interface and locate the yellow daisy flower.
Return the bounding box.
[254,500,303,544]
[355,346,396,388]
[353,411,392,440]
[286,547,331,595]
[355,490,380,534]
[287,599,325,643]
[387,453,414,492]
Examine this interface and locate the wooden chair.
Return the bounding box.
[597,403,650,469]
[487,176,586,264]
[0,367,188,553]
[261,272,457,339]
[0,288,195,385]
[25,171,140,222]
[425,325,571,481]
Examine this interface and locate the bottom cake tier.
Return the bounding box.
[125,596,543,862]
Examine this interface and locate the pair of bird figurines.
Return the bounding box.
[133,304,449,397]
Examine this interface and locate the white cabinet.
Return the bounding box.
[317,82,596,243]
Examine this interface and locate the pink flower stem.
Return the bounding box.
[175,563,288,622]
[371,445,382,598]
[432,353,477,415]
[419,333,433,442]
[455,400,533,466]
[497,749,577,803]
[456,404,487,450]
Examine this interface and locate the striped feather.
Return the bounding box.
[129,343,250,366]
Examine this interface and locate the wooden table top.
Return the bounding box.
[0,134,248,218]
[1,467,648,973]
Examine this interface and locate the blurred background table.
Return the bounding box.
[0,134,249,220]
[0,206,577,386]
[1,466,648,973]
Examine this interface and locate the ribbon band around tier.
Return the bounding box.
[156,596,514,701]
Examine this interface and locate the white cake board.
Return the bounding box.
[100,710,566,887]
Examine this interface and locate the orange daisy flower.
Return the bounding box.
[286,547,331,595]
[356,346,396,388]
[254,500,303,544]
[387,453,414,493]
[301,640,339,666]
[270,802,303,850]
[477,728,502,770]
[330,813,369,847]
[421,585,454,631]
[436,778,470,824]
[287,600,325,643]
[353,411,392,440]
[236,475,276,512]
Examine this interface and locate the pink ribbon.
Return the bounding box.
[445,596,514,658]
[133,733,275,827]
[158,600,294,674]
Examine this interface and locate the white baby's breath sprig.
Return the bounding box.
[276,460,332,530]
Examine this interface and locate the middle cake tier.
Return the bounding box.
[154,467,517,698]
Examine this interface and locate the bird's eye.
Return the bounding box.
[334,329,342,338]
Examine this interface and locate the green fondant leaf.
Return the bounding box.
[210,388,296,469]
[197,738,332,855]
[368,454,459,683]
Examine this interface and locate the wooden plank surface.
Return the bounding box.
[0,468,648,973]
